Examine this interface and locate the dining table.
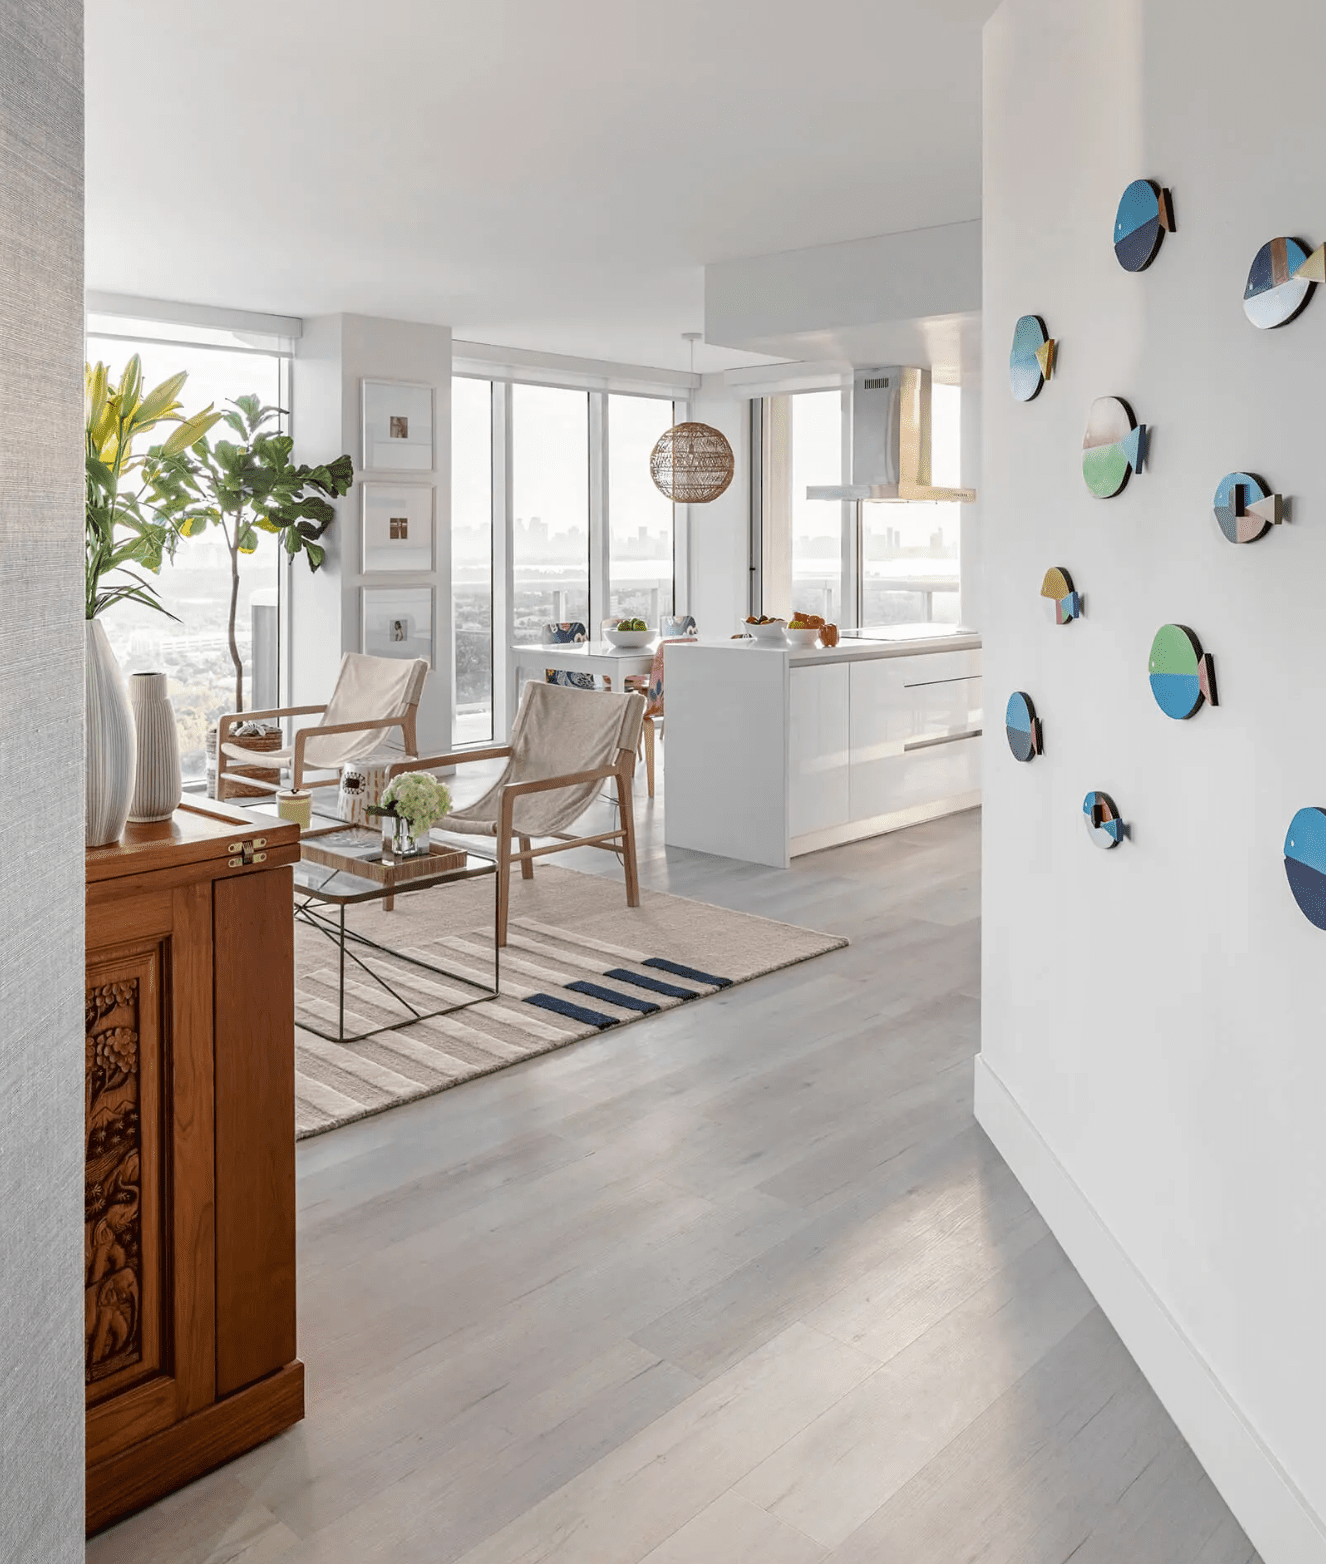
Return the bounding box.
[511,639,659,688]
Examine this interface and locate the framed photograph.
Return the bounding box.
[362,379,435,472]
[361,484,435,573]
[362,587,434,665]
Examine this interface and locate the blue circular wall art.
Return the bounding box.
[1083,791,1125,849]
[1212,471,1284,544]
[1148,624,1217,720]
[1243,238,1317,329]
[1285,808,1326,929]
[1114,179,1173,271]
[1005,692,1043,762]
[1009,315,1056,401]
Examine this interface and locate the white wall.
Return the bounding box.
[978,2,1326,1558]
[687,374,751,636]
[0,0,86,1555]
[290,313,452,752]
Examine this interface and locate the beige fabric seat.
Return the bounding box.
[391,681,646,945]
[217,653,428,797]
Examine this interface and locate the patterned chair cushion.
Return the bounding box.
[542,622,595,689]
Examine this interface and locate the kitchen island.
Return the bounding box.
[663,629,981,868]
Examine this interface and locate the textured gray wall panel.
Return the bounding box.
[0,0,86,1555]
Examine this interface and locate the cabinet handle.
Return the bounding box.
[903,728,983,752]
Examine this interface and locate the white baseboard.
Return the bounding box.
[974,1055,1326,1564]
[790,791,981,858]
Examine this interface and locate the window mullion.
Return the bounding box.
[588,391,609,632]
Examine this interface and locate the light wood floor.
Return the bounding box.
[87,778,1260,1563]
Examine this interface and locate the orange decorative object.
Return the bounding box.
[821,624,839,647]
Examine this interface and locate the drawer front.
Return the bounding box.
[893,648,983,686]
[790,663,851,837]
[849,658,982,821]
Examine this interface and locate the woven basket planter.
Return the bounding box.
[206,723,283,800]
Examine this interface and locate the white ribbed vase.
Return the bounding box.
[86,618,136,847]
[128,671,182,823]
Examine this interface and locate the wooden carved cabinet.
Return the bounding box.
[85,800,304,1534]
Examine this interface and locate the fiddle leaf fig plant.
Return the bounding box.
[177,394,354,711]
[85,355,222,619]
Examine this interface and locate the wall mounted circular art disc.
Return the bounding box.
[1114,179,1170,271]
[1213,471,1274,544]
[1009,315,1053,401]
[1285,808,1326,928]
[1243,238,1314,329]
[1148,624,1214,719]
[1005,692,1042,762]
[1040,566,1082,624]
[1083,791,1124,849]
[1082,397,1146,498]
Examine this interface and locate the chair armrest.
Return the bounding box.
[500,765,619,799]
[217,703,325,749]
[292,714,411,789]
[386,745,513,781]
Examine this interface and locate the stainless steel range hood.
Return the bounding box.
[807,366,975,503]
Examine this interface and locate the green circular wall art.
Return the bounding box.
[1009,315,1056,401]
[1082,397,1147,498]
[1148,624,1217,720]
[1083,791,1125,849]
[1213,472,1285,544]
[1113,179,1174,271]
[1243,237,1320,329]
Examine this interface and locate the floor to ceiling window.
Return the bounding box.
[760,380,962,629]
[608,394,675,624]
[451,376,494,744]
[859,380,962,626]
[511,384,590,642]
[84,314,289,781]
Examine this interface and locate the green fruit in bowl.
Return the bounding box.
[616,618,648,632]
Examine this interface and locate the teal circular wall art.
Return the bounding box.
[1213,472,1284,544]
[1009,315,1055,401]
[1243,238,1318,329]
[1005,692,1043,762]
[1285,808,1326,929]
[1114,179,1173,271]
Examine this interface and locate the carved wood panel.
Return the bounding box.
[85,946,163,1404]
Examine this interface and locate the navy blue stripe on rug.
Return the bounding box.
[566,981,661,1015]
[524,993,620,1029]
[642,956,733,989]
[604,967,702,1000]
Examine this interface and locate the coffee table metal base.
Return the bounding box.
[294,894,500,1045]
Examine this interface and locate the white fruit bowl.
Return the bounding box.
[742,619,787,643]
[784,627,822,647]
[604,628,653,648]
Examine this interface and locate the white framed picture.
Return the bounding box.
[361,484,435,573]
[362,586,434,666]
[362,379,435,472]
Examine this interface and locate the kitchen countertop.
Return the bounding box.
[670,628,981,668]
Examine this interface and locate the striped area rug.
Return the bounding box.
[294,864,847,1138]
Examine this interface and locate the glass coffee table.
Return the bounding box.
[250,805,501,1045]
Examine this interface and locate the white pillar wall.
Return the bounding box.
[290,313,453,754]
[979,2,1326,1558]
[0,1,86,1555]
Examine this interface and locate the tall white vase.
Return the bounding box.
[86,618,136,847]
[128,671,182,823]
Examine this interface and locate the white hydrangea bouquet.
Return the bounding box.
[367,771,451,855]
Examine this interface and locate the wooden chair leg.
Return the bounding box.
[643,717,656,799]
[616,764,641,909]
[518,834,534,880]
[496,791,515,948]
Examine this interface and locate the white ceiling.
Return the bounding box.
[86,0,997,372]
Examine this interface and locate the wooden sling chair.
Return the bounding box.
[387,680,646,946]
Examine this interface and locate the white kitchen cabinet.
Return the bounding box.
[664,636,983,868]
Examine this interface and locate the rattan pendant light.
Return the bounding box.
[649,334,735,504]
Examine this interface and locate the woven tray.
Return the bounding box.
[301,831,467,884]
